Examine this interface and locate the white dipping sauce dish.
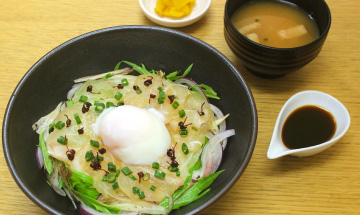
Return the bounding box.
[139,0,211,27]
[267,90,350,159]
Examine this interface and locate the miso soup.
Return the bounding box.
[231,0,319,48]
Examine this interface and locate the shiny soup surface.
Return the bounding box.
[231,0,319,48]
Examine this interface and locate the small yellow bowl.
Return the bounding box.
[139,0,211,28]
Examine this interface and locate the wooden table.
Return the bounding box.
[0,0,359,214]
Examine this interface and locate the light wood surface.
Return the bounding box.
[1,0,359,214]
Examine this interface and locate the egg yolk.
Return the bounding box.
[94,105,171,165]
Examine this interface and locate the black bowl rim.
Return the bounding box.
[3,25,258,215]
[224,0,332,51]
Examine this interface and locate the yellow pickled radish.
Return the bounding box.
[155,0,195,18]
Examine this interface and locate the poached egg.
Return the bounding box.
[94,105,171,165]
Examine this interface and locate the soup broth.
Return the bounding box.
[231,0,319,48]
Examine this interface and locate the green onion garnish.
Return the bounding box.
[182,143,189,155]
[172,101,179,109]
[112,182,119,190]
[55,121,65,129]
[74,113,82,124]
[108,162,116,173]
[143,173,150,181]
[129,175,137,181]
[159,91,166,99]
[94,101,105,114]
[103,73,113,79]
[79,95,88,103]
[106,101,115,108]
[121,167,133,176]
[85,150,93,162]
[115,92,123,100]
[154,170,166,179]
[66,100,74,106]
[57,136,66,145]
[150,185,157,191]
[115,169,121,177]
[180,129,188,137]
[102,175,108,182]
[121,78,129,86]
[138,191,145,199]
[117,101,124,106]
[90,140,100,148]
[132,186,140,194]
[167,166,179,172]
[107,174,117,183]
[176,171,181,177]
[152,162,159,169]
[136,88,142,94]
[96,155,104,161]
[158,97,164,104]
[179,109,185,118]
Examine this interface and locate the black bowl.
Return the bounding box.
[224,0,331,78]
[3,26,257,215]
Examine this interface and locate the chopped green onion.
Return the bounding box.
[121,167,133,176]
[129,175,137,181]
[108,162,116,173]
[106,102,115,108]
[103,73,113,79]
[180,129,188,137]
[132,186,140,194]
[143,173,150,181]
[121,78,129,86]
[179,109,186,118]
[85,150,93,162]
[152,162,159,169]
[107,174,117,183]
[157,87,163,91]
[136,88,142,94]
[167,166,179,172]
[159,91,166,99]
[93,155,104,162]
[172,101,179,109]
[115,92,123,100]
[150,185,157,191]
[57,136,66,145]
[138,191,145,199]
[90,140,100,148]
[112,182,119,190]
[176,171,181,177]
[158,97,164,104]
[74,113,82,124]
[55,121,65,129]
[102,176,108,182]
[79,95,88,103]
[182,143,189,155]
[94,101,105,114]
[154,170,166,180]
[66,100,74,106]
[115,169,121,177]
[117,101,124,106]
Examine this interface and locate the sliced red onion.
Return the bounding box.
[193,129,235,179]
[36,146,44,169]
[210,104,229,148]
[174,77,209,103]
[67,83,84,100]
